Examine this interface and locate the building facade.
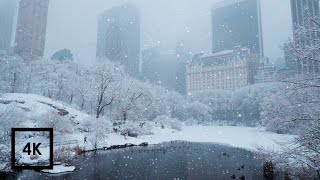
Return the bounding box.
[0,0,15,52]
[14,0,49,61]
[291,0,320,37]
[96,3,140,77]
[186,47,258,93]
[211,0,263,56]
[254,59,277,83]
[290,0,320,74]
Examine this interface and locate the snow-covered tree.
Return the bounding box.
[90,61,124,118]
[261,13,320,177]
[83,116,110,149]
[111,78,145,122]
[0,52,26,93]
[185,102,212,124]
[51,48,73,61]
[0,104,24,142]
[164,91,187,120]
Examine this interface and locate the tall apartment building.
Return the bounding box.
[14,0,49,61]
[290,0,320,74]
[186,47,258,93]
[211,0,263,57]
[0,0,15,52]
[96,3,140,77]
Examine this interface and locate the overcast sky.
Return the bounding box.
[43,0,292,64]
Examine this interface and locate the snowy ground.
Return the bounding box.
[79,125,296,153]
[0,93,296,171]
[1,93,295,153]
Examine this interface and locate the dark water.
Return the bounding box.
[4,142,281,180]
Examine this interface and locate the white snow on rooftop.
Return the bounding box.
[199,50,234,59]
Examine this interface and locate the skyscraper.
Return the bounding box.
[14,0,49,61]
[96,3,140,77]
[0,0,15,52]
[211,0,263,56]
[289,0,320,74]
[291,0,320,40]
[141,47,178,90]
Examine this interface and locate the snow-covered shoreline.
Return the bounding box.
[0,125,295,173]
[0,93,295,154]
[0,93,296,173]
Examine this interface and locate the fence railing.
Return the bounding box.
[39,140,78,148]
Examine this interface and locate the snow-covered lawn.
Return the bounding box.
[157,126,295,151]
[79,125,295,153]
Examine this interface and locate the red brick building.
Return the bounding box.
[14,0,49,61]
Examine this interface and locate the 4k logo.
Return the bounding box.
[23,142,42,155]
[11,128,54,170]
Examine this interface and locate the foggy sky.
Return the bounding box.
[44,0,292,64]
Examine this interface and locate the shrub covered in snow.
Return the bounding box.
[116,121,155,137]
[154,115,183,131]
[185,102,212,124]
[0,145,10,170]
[54,145,82,164]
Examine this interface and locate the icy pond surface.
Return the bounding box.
[9,142,283,180]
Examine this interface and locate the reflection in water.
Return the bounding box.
[11,141,281,180]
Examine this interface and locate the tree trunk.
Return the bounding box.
[11,72,17,93]
[69,94,74,105]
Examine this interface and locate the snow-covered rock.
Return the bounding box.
[41,164,75,174]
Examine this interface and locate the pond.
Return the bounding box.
[5,141,282,180]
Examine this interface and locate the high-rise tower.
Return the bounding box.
[0,0,15,52]
[97,3,140,77]
[14,0,49,61]
[211,0,263,56]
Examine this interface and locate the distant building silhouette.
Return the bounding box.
[0,0,15,52]
[141,47,161,83]
[175,41,190,95]
[14,0,49,61]
[211,0,263,56]
[141,47,178,90]
[97,4,140,77]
